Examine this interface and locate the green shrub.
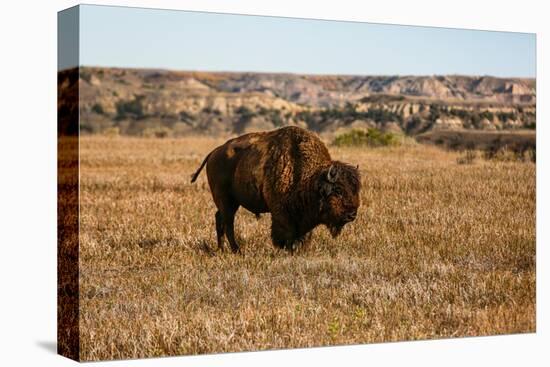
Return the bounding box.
[333,128,402,148]
[235,106,255,118]
[201,107,221,115]
[234,106,257,133]
[80,70,91,83]
[91,103,104,115]
[524,149,536,163]
[484,147,535,163]
[525,122,536,130]
[115,95,146,120]
[179,110,194,122]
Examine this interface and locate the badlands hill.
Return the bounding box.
[59,67,536,137]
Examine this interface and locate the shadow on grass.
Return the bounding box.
[195,239,217,257]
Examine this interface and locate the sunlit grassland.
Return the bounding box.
[73,136,535,361]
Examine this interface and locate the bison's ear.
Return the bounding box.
[326,164,339,183]
[319,165,338,198]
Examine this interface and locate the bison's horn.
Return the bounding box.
[327,164,338,183]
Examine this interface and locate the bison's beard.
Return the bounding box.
[328,224,344,238]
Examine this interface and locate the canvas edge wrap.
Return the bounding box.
[58,5,80,361]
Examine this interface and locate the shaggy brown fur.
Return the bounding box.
[191,126,361,253]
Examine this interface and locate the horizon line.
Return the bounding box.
[65,64,536,80]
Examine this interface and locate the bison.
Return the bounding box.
[190,126,361,253]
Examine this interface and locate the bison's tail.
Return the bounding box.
[190,151,213,183]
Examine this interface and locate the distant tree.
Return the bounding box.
[234,106,257,133]
[479,111,494,121]
[179,111,194,122]
[80,70,91,84]
[115,95,146,120]
[270,111,284,127]
[428,104,442,122]
[91,103,104,115]
[257,107,268,116]
[470,112,482,129]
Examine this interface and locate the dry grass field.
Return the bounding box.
[76,135,535,361]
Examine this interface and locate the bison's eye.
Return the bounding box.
[333,187,343,197]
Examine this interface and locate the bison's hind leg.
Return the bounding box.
[218,203,240,254]
[211,187,241,254]
[215,210,225,252]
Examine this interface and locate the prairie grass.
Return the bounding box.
[77,136,535,361]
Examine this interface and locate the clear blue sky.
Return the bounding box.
[76,4,536,77]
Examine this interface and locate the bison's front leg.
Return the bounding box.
[297,232,313,249]
[271,215,298,251]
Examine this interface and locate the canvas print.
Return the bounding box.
[58,4,536,362]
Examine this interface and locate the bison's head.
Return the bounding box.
[317,162,361,237]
